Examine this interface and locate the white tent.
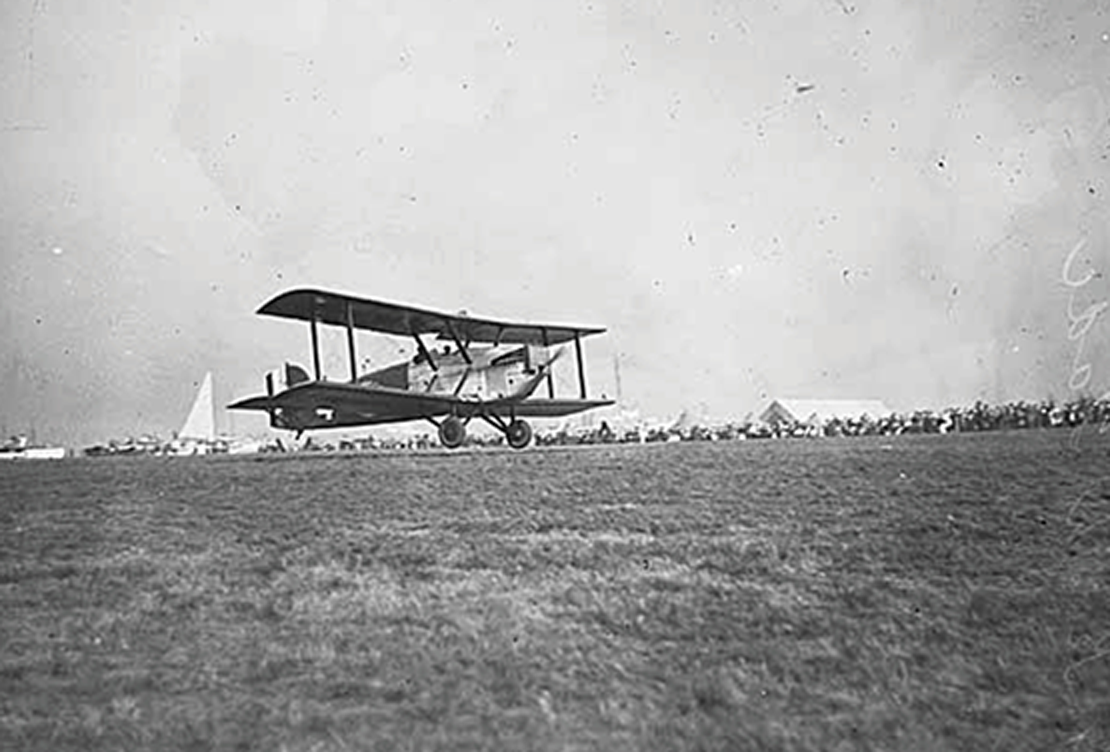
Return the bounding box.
[178,372,216,441]
[759,398,893,427]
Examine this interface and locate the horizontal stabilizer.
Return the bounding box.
[226,395,273,412]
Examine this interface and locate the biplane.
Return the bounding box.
[228,289,614,449]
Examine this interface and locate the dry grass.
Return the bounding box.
[1,430,1108,750]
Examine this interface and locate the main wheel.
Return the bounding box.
[505,419,533,449]
[438,416,466,449]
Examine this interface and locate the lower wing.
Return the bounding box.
[493,397,615,417]
[228,382,457,428]
[228,381,614,428]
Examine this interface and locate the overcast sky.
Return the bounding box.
[2,0,1110,445]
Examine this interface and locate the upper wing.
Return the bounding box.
[257,288,605,345]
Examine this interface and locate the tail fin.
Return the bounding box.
[285,363,311,387]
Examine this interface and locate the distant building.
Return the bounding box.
[759,398,893,429]
[0,435,67,460]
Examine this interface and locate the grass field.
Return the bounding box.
[1,430,1108,751]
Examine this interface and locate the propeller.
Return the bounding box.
[542,346,566,370]
[507,347,565,401]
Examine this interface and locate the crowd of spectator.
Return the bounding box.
[276,396,1110,450]
[81,396,1110,455]
[530,396,1110,446]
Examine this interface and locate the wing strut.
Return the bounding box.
[443,320,472,365]
[542,327,555,398]
[345,301,358,382]
[453,366,472,396]
[413,333,438,371]
[310,311,322,381]
[574,332,587,399]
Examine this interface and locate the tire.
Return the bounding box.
[505,419,533,449]
[438,417,466,448]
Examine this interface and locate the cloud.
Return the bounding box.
[4,0,1110,442]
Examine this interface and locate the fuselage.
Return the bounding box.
[259,344,553,432]
[357,344,548,401]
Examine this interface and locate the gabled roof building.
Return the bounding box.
[759,398,894,427]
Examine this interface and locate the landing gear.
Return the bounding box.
[438,416,466,449]
[505,419,533,450]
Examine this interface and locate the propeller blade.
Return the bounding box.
[507,347,565,401]
[543,346,566,370]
